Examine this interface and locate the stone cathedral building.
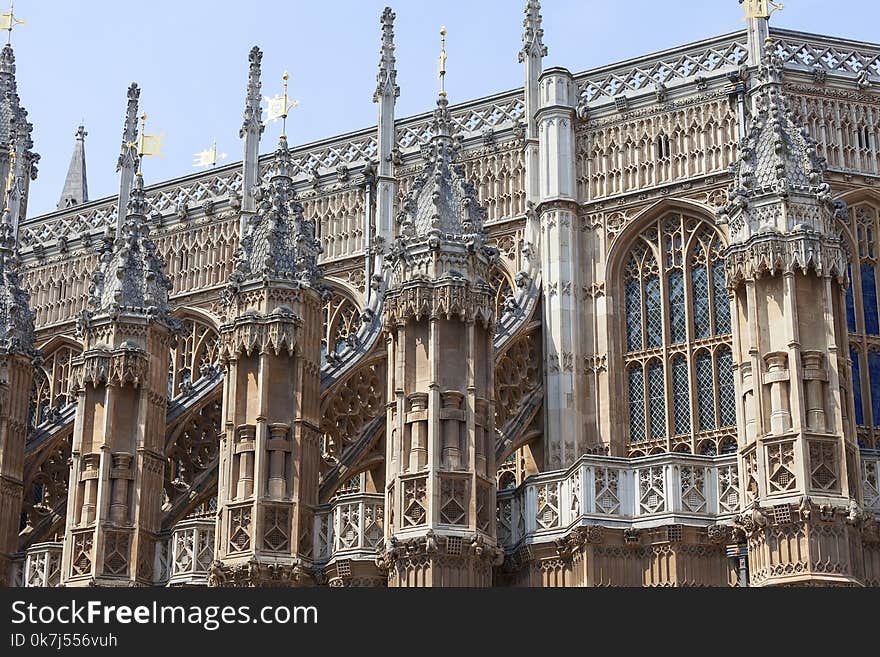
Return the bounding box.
[1,2,879,588]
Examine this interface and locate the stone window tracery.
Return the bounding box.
[621,213,735,455]
[28,341,80,428]
[842,200,880,448]
[322,291,360,363]
[167,316,220,399]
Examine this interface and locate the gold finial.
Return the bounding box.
[0,1,25,46]
[438,26,447,97]
[264,70,300,138]
[741,0,784,21]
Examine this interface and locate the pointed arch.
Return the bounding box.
[609,201,735,455]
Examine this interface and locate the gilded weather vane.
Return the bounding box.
[193,138,227,169]
[137,112,165,162]
[438,26,447,97]
[264,71,299,139]
[740,0,784,20]
[0,0,25,45]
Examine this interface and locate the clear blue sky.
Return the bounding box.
[11,0,878,216]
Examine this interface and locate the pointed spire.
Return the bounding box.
[518,1,547,63]
[240,46,263,220]
[241,46,263,137]
[57,125,88,209]
[116,83,139,172]
[0,204,33,354]
[87,170,173,321]
[0,42,38,232]
[226,135,322,294]
[115,83,140,242]
[374,7,399,102]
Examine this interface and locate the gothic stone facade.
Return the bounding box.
[3,5,880,588]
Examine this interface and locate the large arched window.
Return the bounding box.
[844,200,880,448]
[622,213,736,456]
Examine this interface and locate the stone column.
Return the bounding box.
[536,67,587,468]
[210,136,324,588]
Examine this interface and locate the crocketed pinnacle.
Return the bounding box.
[227,136,322,290]
[87,173,173,320]
[374,7,399,102]
[241,46,264,138]
[397,94,487,239]
[0,44,39,196]
[117,83,140,172]
[718,43,843,236]
[0,207,34,355]
[519,1,547,63]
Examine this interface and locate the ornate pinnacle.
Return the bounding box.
[0,204,34,354]
[267,134,293,180]
[241,45,264,137]
[373,6,399,102]
[127,172,148,219]
[116,83,140,172]
[0,43,13,76]
[518,0,547,64]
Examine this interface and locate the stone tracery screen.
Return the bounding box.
[621,213,736,456]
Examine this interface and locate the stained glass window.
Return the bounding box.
[671,356,690,435]
[645,275,662,348]
[862,263,879,335]
[696,351,716,431]
[692,265,710,340]
[870,350,880,426]
[669,270,686,343]
[621,214,734,452]
[712,262,731,335]
[846,265,857,332]
[625,280,642,352]
[628,366,645,442]
[852,347,864,426]
[648,361,666,440]
[717,347,736,427]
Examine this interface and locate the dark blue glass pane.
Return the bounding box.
[862,264,879,335]
[846,265,856,332]
[645,276,662,348]
[869,350,880,426]
[852,347,864,426]
[669,270,686,344]
[625,280,642,352]
[712,262,731,335]
[692,266,710,339]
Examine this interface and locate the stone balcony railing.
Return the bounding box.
[20,541,63,587]
[166,516,215,587]
[313,493,385,567]
[13,450,879,586]
[497,453,742,551]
